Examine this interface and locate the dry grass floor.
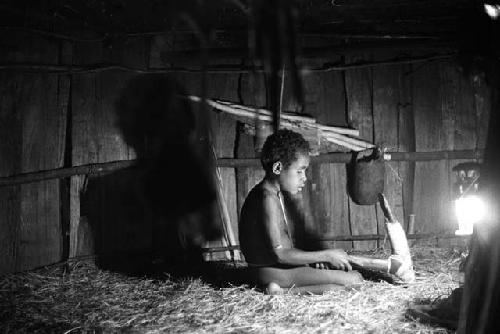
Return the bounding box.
[0,246,463,333]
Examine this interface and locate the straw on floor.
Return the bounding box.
[0,246,463,333]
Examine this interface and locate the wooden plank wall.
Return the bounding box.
[372,55,409,247]
[0,31,67,272]
[70,38,151,257]
[0,30,492,272]
[71,37,152,263]
[150,33,244,258]
[345,54,379,250]
[300,62,353,251]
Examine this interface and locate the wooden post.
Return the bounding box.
[457,62,500,334]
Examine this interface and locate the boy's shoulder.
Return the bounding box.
[241,180,282,224]
[248,180,280,199]
[242,181,281,213]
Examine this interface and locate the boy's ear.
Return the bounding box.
[272,162,282,175]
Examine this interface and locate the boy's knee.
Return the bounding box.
[265,282,283,295]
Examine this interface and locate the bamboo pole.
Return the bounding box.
[187,96,318,125]
[214,99,317,124]
[317,124,360,137]
[187,95,363,152]
[322,135,366,151]
[213,150,241,261]
[322,131,375,149]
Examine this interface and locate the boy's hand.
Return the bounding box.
[312,262,330,270]
[323,249,352,271]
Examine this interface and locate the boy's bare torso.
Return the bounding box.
[239,180,294,267]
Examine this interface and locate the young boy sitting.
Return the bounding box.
[239,129,414,295]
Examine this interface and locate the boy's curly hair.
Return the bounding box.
[260,129,310,173]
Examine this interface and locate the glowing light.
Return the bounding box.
[484,4,500,19]
[455,195,487,235]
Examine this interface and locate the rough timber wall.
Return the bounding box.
[70,37,147,259]
[0,29,492,273]
[0,32,68,272]
[411,60,489,242]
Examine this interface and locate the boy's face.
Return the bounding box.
[278,153,310,195]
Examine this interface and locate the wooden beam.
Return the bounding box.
[0,53,456,75]
[0,160,137,187]
[314,232,467,242]
[0,150,484,187]
[308,53,455,73]
[201,232,468,253]
[0,26,444,43]
[160,40,455,62]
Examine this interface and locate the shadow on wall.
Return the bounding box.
[80,74,221,274]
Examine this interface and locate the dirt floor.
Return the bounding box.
[0,245,464,333]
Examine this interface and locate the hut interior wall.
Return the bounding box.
[0,32,67,272]
[0,30,490,273]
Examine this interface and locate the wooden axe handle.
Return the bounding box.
[378,193,395,222]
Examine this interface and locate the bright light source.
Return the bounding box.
[484,4,500,19]
[455,195,487,235]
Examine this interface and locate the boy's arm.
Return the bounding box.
[262,194,352,271]
[275,248,352,271]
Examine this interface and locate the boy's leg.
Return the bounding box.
[252,265,363,292]
[265,282,346,295]
[285,284,348,295]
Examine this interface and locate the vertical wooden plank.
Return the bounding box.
[18,71,66,270]
[372,61,405,244]
[412,60,451,237]
[0,71,22,273]
[70,40,103,258]
[2,30,67,271]
[0,184,20,273]
[59,40,73,262]
[473,73,491,151]
[437,61,462,247]
[69,175,93,257]
[301,71,352,250]
[0,31,65,272]
[345,55,378,250]
[397,64,416,233]
[0,32,21,273]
